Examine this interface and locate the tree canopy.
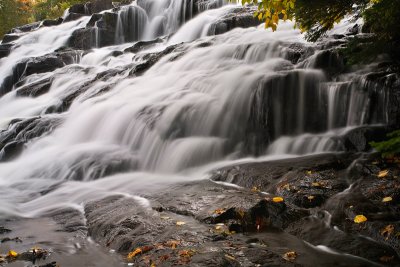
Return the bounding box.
[245,0,400,64]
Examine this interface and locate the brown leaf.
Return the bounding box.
[127,248,142,260]
[380,225,395,239]
[378,170,389,178]
[283,251,297,261]
[380,255,394,263]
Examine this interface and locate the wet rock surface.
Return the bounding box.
[23,153,389,266]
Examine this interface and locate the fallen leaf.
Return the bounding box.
[179,249,195,257]
[307,195,315,201]
[251,186,260,193]
[354,215,367,223]
[159,254,170,261]
[176,221,186,226]
[127,248,142,260]
[237,208,245,218]
[213,208,226,215]
[382,196,393,202]
[281,183,291,191]
[378,170,389,178]
[160,216,170,220]
[150,263,156,267]
[225,254,236,261]
[166,240,180,249]
[311,182,321,187]
[272,197,284,203]
[8,250,18,258]
[306,170,312,175]
[282,251,297,261]
[380,255,394,263]
[380,225,395,239]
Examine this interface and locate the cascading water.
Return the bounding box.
[0,0,389,232]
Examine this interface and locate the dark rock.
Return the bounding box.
[364,72,400,129]
[9,22,40,33]
[0,117,62,162]
[0,140,25,161]
[87,13,103,27]
[16,77,54,97]
[1,34,20,43]
[207,6,260,36]
[124,38,164,53]
[0,43,13,58]
[68,28,97,50]
[340,125,388,152]
[69,3,86,14]
[1,50,81,96]
[63,12,85,23]
[42,18,63,27]
[213,199,309,231]
[302,49,344,76]
[0,227,11,234]
[89,0,113,14]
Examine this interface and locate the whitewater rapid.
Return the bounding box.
[0,1,386,219]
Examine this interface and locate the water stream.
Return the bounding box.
[0,0,389,252]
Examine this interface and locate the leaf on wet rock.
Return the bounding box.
[380,255,394,263]
[213,208,226,215]
[272,197,284,203]
[311,182,321,187]
[282,251,297,261]
[382,196,392,202]
[378,170,389,178]
[7,250,18,258]
[251,186,260,193]
[176,221,186,226]
[178,249,195,257]
[380,225,395,239]
[166,240,180,249]
[224,254,236,261]
[178,249,195,264]
[354,215,367,223]
[127,248,142,260]
[281,183,291,191]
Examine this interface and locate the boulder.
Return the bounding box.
[0,43,13,59]
[1,34,20,44]
[207,6,260,36]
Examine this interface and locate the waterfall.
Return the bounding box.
[0,0,389,217]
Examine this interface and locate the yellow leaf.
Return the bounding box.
[251,186,260,192]
[166,240,180,249]
[382,196,392,202]
[225,254,236,261]
[311,182,321,187]
[214,208,226,215]
[354,215,367,223]
[378,170,389,178]
[8,250,18,258]
[176,221,186,226]
[127,248,142,260]
[380,224,394,239]
[282,251,297,261]
[307,195,315,201]
[306,170,312,175]
[151,263,156,267]
[272,197,284,203]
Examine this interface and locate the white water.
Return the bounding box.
[0,1,387,218]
